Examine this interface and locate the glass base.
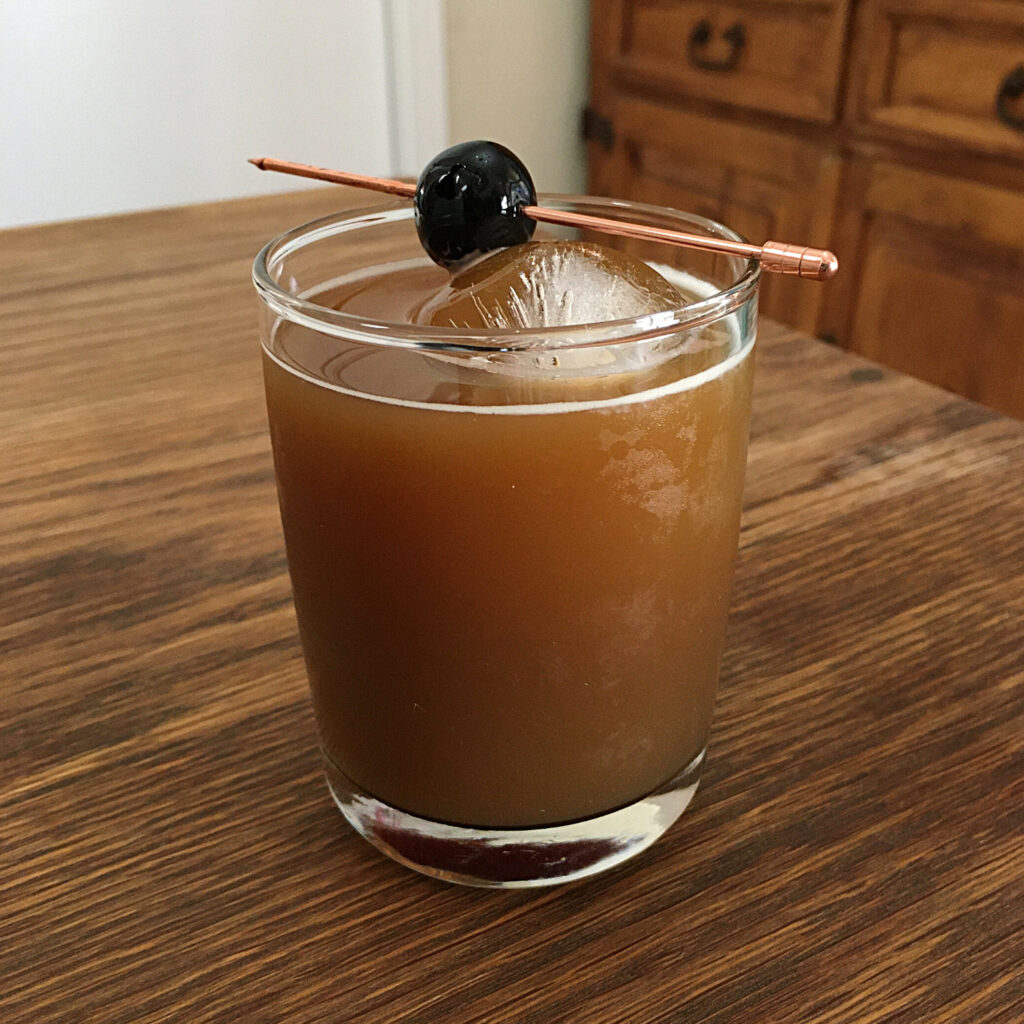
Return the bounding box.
[325,750,704,888]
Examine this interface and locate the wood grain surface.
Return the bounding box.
[2,188,1023,1024]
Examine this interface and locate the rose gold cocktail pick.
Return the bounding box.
[249,157,838,281]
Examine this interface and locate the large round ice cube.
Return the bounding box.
[414,241,686,330]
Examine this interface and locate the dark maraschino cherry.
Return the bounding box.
[414,140,537,268]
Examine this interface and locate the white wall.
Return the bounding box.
[443,0,590,195]
[0,0,448,228]
[0,0,591,228]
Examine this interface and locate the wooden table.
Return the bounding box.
[3,189,1022,1024]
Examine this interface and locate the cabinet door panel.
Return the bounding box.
[842,162,1024,418]
[593,96,841,334]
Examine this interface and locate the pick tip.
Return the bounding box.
[248,157,266,169]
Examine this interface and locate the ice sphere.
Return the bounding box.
[414,241,686,330]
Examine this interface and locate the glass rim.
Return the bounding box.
[252,194,761,354]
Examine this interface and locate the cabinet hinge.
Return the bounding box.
[581,107,615,151]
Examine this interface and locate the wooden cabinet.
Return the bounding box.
[602,0,851,122]
[588,0,1024,418]
[847,0,1024,162]
[834,160,1024,414]
[603,96,841,331]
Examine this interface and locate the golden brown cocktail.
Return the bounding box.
[254,196,758,886]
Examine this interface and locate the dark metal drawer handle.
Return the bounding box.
[688,20,746,72]
[996,65,1024,131]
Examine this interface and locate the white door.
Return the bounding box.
[0,0,447,228]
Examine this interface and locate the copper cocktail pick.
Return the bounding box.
[249,157,838,281]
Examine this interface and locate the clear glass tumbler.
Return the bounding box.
[253,197,758,887]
